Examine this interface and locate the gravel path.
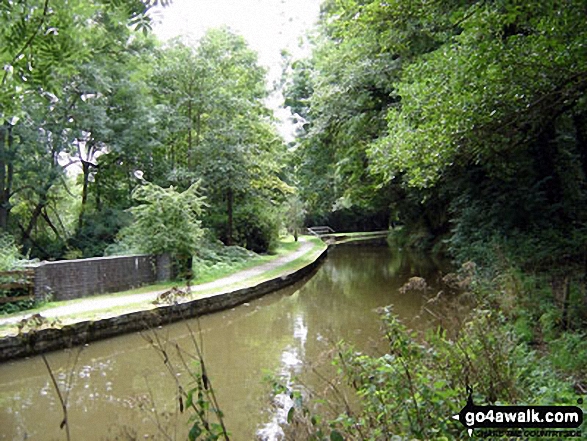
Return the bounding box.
[0,238,317,326]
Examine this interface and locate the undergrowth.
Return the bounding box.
[193,240,258,281]
[0,233,38,314]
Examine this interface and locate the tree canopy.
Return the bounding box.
[1,4,289,259]
[285,0,587,264]
[2,0,586,278]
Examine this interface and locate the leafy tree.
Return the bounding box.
[369,1,587,189]
[151,38,211,176]
[69,36,166,256]
[192,28,272,245]
[367,0,587,267]
[0,0,168,119]
[283,0,449,227]
[0,0,170,256]
[283,194,306,241]
[117,181,206,276]
[152,29,290,250]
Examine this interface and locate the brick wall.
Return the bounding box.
[33,255,168,301]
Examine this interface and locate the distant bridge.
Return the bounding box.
[306,226,335,236]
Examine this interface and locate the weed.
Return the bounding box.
[142,321,230,440]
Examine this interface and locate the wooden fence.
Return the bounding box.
[0,269,35,304]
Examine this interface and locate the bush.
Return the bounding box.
[192,238,256,280]
[548,332,587,377]
[0,234,37,314]
[0,234,23,271]
[233,200,280,253]
[70,208,131,258]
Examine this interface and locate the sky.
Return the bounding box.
[152,0,322,140]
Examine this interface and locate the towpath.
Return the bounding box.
[0,237,317,327]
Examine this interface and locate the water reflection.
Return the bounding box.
[0,245,450,440]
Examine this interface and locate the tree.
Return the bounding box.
[69,35,167,257]
[284,194,306,241]
[153,29,290,250]
[151,38,212,176]
[117,181,206,277]
[367,0,587,264]
[0,0,170,254]
[282,0,450,227]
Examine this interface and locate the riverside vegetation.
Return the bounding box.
[1,0,586,439]
[272,0,587,439]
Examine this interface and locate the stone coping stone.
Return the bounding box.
[0,248,328,362]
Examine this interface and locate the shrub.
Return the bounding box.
[0,234,23,271]
[0,234,36,314]
[233,200,280,253]
[114,181,206,278]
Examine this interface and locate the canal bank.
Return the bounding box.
[0,236,327,361]
[0,240,450,440]
[0,233,387,362]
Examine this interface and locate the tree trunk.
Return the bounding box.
[78,160,91,231]
[21,204,44,256]
[95,169,102,211]
[0,203,8,232]
[0,123,14,232]
[227,188,234,246]
[195,112,201,148]
[18,221,49,257]
[21,182,52,256]
[42,208,63,242]
[187,99,193,168]
[552,275,571,330]
[573,113,587,182]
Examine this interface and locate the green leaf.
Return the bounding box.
[188,422,202,441]
[186,389,194,409]
[330,430,344,441]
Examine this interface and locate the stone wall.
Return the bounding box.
[34,255,167,302]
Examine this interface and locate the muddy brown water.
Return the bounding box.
[0,245,451,440]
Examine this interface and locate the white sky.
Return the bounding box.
[152,0,322,141]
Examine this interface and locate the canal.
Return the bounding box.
[0,244,450,440]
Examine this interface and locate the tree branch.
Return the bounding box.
[1,0,51,88]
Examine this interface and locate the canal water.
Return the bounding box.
[0,245,450,440]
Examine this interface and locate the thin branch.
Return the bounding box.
[48,203,68,234]
[41,353,71,441]
[9,185,36,198]
[41,207,62,239]
[58,175,76,198]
